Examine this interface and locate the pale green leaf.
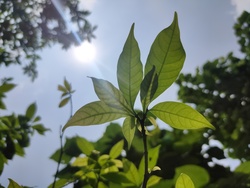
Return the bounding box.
[174,165,210,188]
[91,77,134,115]
[150,102,215,130]
[117,23,143,109]
[235,161,250,174]
[123,158,140,186]
[175,173,195,188]
[145,12,186,101]
[63,101,129,131]
[122,116,136,149]
[8,179,23,188]
[109,140,124,159]
[140,65,158,111]
[76,137,95,155]
[147,175,162,187]
[25,102,36,119]
[58,97,70,108]
[139,145,161,181]
[72,157,88,167]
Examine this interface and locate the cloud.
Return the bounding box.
[231,0,250,17]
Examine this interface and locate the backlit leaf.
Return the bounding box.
[122,116,136,149]
[235,161,250,174]
[150,102,214,130]
[63,101,129,131]
[109,140,124,159]
[174,165,210,187]
[123,158,140,186]
[76,137,95,156]
[117,23,143,109]
[175,173,195,188]
[0,83,16,93]
[91,77,134,115]
[145,12,186,101]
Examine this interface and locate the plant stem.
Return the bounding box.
[52,127,64,188]
[139,117,149,188]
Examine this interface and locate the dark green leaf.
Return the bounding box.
[140,65,158,111]
[8,178,22,188]
[0,83,16,93]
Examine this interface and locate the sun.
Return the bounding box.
[73,41,96,64]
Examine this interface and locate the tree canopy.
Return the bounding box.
[0,0,96,80]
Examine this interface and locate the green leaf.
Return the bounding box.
[117,23,143,109]
[48,179,69,188]
[109,140,124,159]
[76,137,95,156]
[150,102,215,130]
[235,161,250,174]
[101,172,132,184]
[63,101,129,131]
[123,158,140,186]
[64,78,71,91]
[72,156,89,167]
[25,103,36,119]
[139,145,161,181]
[175,173,195,188]
[145,12,186,100]
[58,97,70,108]
[91,77,134,114]
[147,175,162,187]
[174,165,210,188]
[8,179,22,188]
[0,83,16,93]
[32,124,49,135]
[57,84,67,93]
[140,65,158,111]
[122,116,136,149]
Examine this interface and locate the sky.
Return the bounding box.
[1,0,250,187]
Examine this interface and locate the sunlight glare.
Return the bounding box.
[73,41,96,64]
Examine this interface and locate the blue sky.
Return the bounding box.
[1,0,250,187]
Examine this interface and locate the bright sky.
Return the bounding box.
[1,1,250,187]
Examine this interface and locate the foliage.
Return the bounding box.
[0,79,49,175]
[0,0,96,80]
[176,11,250,187]
[59,12,214,188]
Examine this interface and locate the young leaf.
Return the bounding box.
[25,102,36,119]
[150,102,215,130]
[64,78,71,91]
[91,77,134,114]
[145,12,186,101]
[122,116,136,149]
[57,84,67,93]
[109,140,124,159]
[58,97,70,108]
[175,173,195,188]
[63,101,129,131]
[117,23,143,109]
[140,66,158,111]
